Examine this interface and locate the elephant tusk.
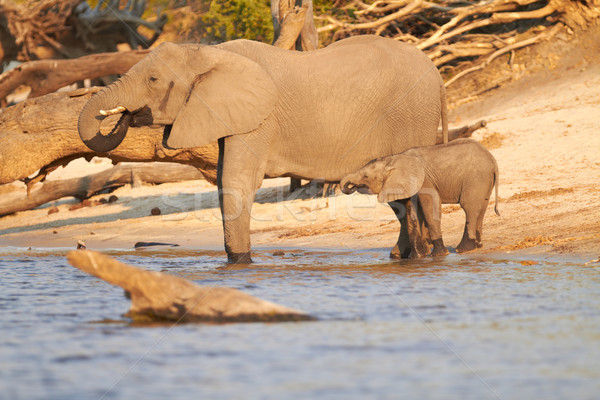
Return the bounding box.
[99,106,127,116]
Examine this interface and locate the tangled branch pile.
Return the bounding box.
[315,0,600,84]
[0,0,166,68]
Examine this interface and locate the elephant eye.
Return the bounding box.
[149,76,158,82]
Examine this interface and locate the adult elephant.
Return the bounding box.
[78,35,448,263]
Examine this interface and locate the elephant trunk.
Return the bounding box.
[78,82,132,153]
[340,176,358,195]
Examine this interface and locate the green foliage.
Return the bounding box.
[199,0,273,43]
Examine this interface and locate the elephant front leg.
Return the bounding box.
[406,197,430,258]
[418,189,448,257]
[217,136,268,264]
[219,185,254,263]
[389,199,430,259]
[389,200,410,259]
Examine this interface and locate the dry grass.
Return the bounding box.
[251,222,357,239]
[276,224,356,239]
[508,187,574,202]
[497,235,555,251]
[479,131,505,150]
[442,204,462,214]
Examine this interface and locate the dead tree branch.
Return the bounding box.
[444,26,560,87]
[315,0,599,86]
[273,4,310,49]
[0,50,149,102]
[0,0,165,68]
[272,0,319,51]
[0,163,206,217]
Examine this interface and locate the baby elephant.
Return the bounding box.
[341,138,499,256]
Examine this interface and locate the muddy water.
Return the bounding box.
[1,248,599,400]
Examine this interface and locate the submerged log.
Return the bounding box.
[67,250,312,323]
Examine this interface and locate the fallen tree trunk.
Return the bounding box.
[0,50,150,102]
[0,88,219,186]
[0,163,206,216]
[67,250,312,323]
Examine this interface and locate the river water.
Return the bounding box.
[1,247,599,400]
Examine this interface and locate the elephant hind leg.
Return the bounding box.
[456,199,488,253]
[475,201,490,248]
[456,226,477,253]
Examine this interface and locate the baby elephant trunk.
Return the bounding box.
[340,176,358,194]
[340,172,365,194]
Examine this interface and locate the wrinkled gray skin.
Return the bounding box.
[78,35,448,263]
[341,138,500,257]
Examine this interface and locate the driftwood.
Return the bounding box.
[0,50,149,102]
[0,163,206,216]
[67,250,312,323]
[443,119,487,142]
[0,88,219,186]
[272,0,319,51]
[273,3,310,49]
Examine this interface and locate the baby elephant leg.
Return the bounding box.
[457,199,489,253]
[418,189,448,256]
[406,197,430,258]
[389,199,430,259]
[389,200,410,259]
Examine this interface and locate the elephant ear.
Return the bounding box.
[377,155,425,203]
[167,46,278,149]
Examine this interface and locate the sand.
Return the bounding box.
[1,39,599,262]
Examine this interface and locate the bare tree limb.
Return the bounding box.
[445,25,560,87]
[0,163,206,217]
[273,4,310,49]
[0,50,149,101]
[0,0,165,67]
[318,1,424,33]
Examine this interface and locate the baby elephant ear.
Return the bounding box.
[377,155,425,203]
[167,46,278,149]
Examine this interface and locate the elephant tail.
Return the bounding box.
[493,166,500,217]
[440,81,449,144]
